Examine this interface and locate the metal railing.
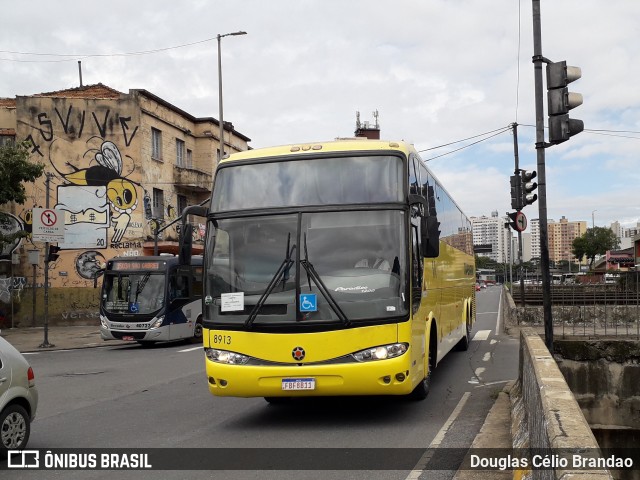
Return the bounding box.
[509,271,640,338]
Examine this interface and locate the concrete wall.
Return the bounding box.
[516,328,612,479]
[555,340,640,431]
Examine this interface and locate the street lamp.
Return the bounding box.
[591,210,597,229]
[217,31,247,162]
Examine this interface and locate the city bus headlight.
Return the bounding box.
[100,315,109,329]
[352,343,408,362]
[205,348,249,365]
[149,316,164,329]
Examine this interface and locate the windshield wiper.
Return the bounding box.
[299,233,351,327]
[134,273,151,303]
[244,233,296,328]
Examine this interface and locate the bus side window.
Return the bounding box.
[170,274,190,301]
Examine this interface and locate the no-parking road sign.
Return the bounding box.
[32,208,65,242]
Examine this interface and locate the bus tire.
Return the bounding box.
[455,319,471,352]
[191,318,203,344]
[411,340,435,401]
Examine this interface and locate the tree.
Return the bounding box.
[0,141,44,205]
[572,226,620,270]
[0,141,45,252]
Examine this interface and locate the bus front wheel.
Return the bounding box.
[411,341,435,401]
[191,318,203,344]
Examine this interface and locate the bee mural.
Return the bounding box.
[50,140,144,244]
[19,208,34,243]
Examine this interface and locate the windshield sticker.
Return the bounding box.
[386,306,396,312]
[299,294,317,312]
[129,302,140,313]
[221,292,245,312]
[335,286,375,293]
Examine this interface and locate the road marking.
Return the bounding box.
[474,380,511,388]
[496,290,503,334]
[482,352,491,362]
[178,346,203,353]
[404,392,471,480]
[471,329,491,341]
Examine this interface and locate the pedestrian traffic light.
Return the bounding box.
[47,245,61,262]
[510,174,523,211]
[520,170,538,207]
[546,61,584,144]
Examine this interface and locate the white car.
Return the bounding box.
[0,336,38,450]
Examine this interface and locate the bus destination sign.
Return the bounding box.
[111,261,163,271]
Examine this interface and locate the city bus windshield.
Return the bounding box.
[102,273,166,315]
[205,210,407,328]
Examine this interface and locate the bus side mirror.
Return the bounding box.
[179,223,193,266]
[422,216,440,258]
[93,268,105,289]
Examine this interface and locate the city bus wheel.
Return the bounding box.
[191,318,203,344]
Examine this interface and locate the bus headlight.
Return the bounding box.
[149,316,164,329]
[205,348,249,365]
[100,315,109,329]
[352,343,408,362]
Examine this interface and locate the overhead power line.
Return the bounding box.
[419,126,512,162]
[0,37,217,63]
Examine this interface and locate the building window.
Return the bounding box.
[153,188,164,220]
[0,135,15,147]
[176,139,185,167]
[152,128,162,160]
[186,149,193,169]
[177,194,188,217]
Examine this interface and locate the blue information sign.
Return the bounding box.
[299,294,317,312]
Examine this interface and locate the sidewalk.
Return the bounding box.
[0,325,127,352]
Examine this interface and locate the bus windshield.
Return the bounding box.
[205,210,407,327]
[102,273,167,315]
[211,155,404,211]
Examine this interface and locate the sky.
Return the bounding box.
[2,0,640,232]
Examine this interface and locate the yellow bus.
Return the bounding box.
[195,139,475,401]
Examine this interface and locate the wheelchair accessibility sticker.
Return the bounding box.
[299,294,317,312]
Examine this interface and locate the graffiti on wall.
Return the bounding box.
[0,213,25,259]
[51,138,143,246]
[0,277,27,303]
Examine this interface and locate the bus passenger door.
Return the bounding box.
[169,270,192,338]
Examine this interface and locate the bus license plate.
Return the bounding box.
[282,378,315,391]
[122,336,134,341]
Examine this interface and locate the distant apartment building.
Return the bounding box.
[610,221,637,250]
[529,216,586,265]
[471,211,512,263]
[0,84,250,326]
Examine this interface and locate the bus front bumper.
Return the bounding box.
[204,354,416,397]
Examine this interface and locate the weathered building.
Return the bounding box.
[0,84,250,327]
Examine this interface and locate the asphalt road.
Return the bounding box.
[5,286,518,480]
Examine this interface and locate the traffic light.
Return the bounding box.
[546,61,584,144]
[520,170,538,207]
[47,245,61,262]
[510,174,523,211]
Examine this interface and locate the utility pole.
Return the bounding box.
[511,123,526,307]
[532,0,553,352]
[40,173,54,348]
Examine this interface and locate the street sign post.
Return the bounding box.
[32,208,65,243]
